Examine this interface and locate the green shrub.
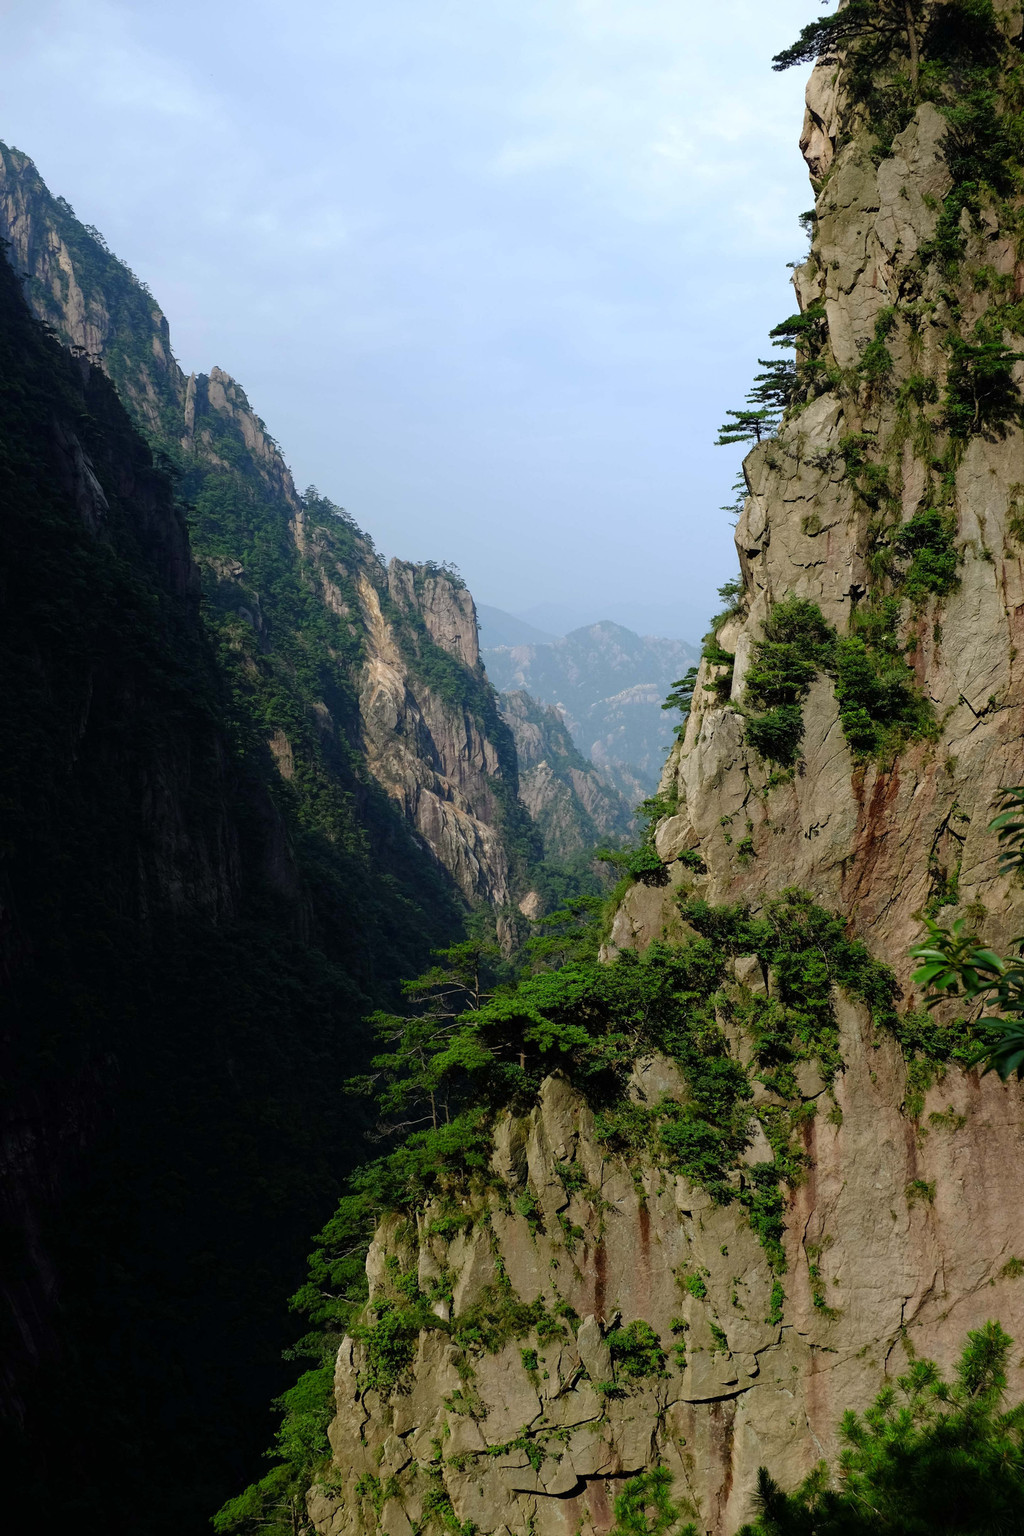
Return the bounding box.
[742,593,934,765]
[944,327,1024,441]
[833,600,935,758]
[356,1299,428,1397]
[709,1323,730,1354]
[743,599,835,766]
[893,507,960,600]
[626,845,670,887]
[858,307,897,390]
[609,1466,697,1536]
[451,1283,562,1356]
[738,1323,1024,1536]
[607,1320,667,1381]
[745,704,807,765]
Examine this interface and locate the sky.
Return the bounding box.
[2,0,815,642]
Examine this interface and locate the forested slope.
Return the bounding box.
[0,224,475,1530]
[0,146,625,1532]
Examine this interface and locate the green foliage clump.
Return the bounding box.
[858,307,897,392]
[738,1323,1024,1536]
[892,507,960,600]
[621,844,671,887]
[772,1,925,81]
[833,601,935,758]
[768,302,829,356]
[607,1320,667,1382]
[356,1294,429,1397]
[774,0,1005,164]
[743,596,935,765]
[688,888,900,1087]
[350,940,500,1134]
[696,577,745,705]
[743,599,835,765]
[912,786,1024,1080]
[766,1281,786,1328]
[662,666,699,739]
[598,792,679,889]
[594,888,903,1269]
[943,326,1024,441]
[609,1467,698,1536]
[421,1479,477,1536]
[212,1367,336,1535]
[451,1276,563,1355]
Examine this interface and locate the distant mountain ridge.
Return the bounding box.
[511,598,699,643]
[482,620,699,803]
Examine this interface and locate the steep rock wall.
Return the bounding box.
[499,690,634,863]
[613,55,1024,975]
[0,143,524,910]
[310,1059,1024,1536]
[357,563,512,906]
[311,10,1024,1535]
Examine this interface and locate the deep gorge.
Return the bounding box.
[6,3,1024,1533]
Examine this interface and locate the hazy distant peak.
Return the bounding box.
[512,599,698,645]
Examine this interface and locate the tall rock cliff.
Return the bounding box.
[303,8,1024,1536]
[498,690,634,865]
[0,147,620,1536]
[0,143,535,914]
[611,4,1024,975]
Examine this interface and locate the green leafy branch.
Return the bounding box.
[911,788,1024,1079]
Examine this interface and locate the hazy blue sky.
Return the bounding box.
[3,0,814,640]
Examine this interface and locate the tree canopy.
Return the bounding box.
[911,786,1024,1079]
[772,0,927,88]
[739,1323,1024,1534]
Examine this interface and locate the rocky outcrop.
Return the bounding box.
[499,690,634,860]
[0,143,529,911]
[311,1053,1024,1536]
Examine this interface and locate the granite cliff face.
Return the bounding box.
[309,8,1024,1535]
[357,561,513,907]
[612,59,1024,976]
[498,690,634,865]
[312,1059,1024,1536]
[0,143,536,914]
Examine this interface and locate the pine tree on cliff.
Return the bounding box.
[912,787,1024,1080]
[349,940,499,1134]
[773,0,926,91]
[738,1323,1024,1535]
